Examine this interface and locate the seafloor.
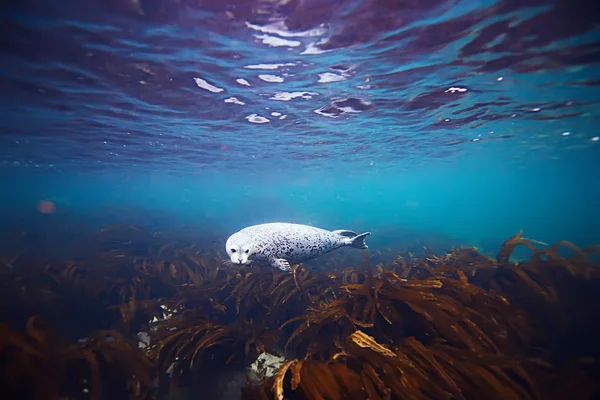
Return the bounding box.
[1,209,599,400]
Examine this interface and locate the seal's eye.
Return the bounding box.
[245,249,249,254]
[231,249,236,253]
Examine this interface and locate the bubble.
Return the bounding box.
[317,72,345,83]
[245,114,270,124]
[193,77,224,93]
[258,74,284,83]
[225,97,245,105]
[445,87,468,93]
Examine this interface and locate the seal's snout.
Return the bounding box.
[238,259,243,264]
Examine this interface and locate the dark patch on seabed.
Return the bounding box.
[0,207,600,400]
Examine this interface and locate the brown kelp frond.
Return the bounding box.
[381,275,528,354]
[131,247,223,287]
[107,298,167,333]
[282,295,358,359]
[497,230,548,266]
[0,316,65,400]
[149,315,236,379]
[284,270,528,360]
[228,265,338,327]
[167,251,225,285]
[44,262,89,287]
[392,337,541,400]
[339,267,371,285]
[344,332,460,400]
[350,330,396,357]
[230,269,278,315]
[438,246,498,272]
[0,316,155,400]
[148,308,281,391]
[419,341,541,400]
[391,246,498,281]
[528,240,600,277]
[256,331,541,400]
[238,320,281,360]
[62,329,156,400]
[270,358,363,400]
[270,264,338,310]
[148,310,268,382]
[392,233,599,305]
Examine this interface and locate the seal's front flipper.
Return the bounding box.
[333,229,358,238]
[346,232,371,249]
[270,258,291,272]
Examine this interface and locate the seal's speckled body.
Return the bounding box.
[225,222,371,271]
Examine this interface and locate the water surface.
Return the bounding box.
[1,0,599,254]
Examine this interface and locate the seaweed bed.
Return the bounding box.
[1,223,599,400]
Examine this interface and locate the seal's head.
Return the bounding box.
[225,232,253,265]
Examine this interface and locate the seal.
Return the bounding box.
[225,222,371,271]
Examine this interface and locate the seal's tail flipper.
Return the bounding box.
[347,232,371,249]
[333,229,358,238]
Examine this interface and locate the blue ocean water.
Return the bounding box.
[1,0,599,260]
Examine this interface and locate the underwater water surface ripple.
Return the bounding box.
[1,0,599,173]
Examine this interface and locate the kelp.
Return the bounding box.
[0,315,155,400]
[282,270,529,361]
[0,223,599,400]
[255,331,541,400]
[148,310,280,390]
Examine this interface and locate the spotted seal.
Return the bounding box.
[225,222,371,271]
